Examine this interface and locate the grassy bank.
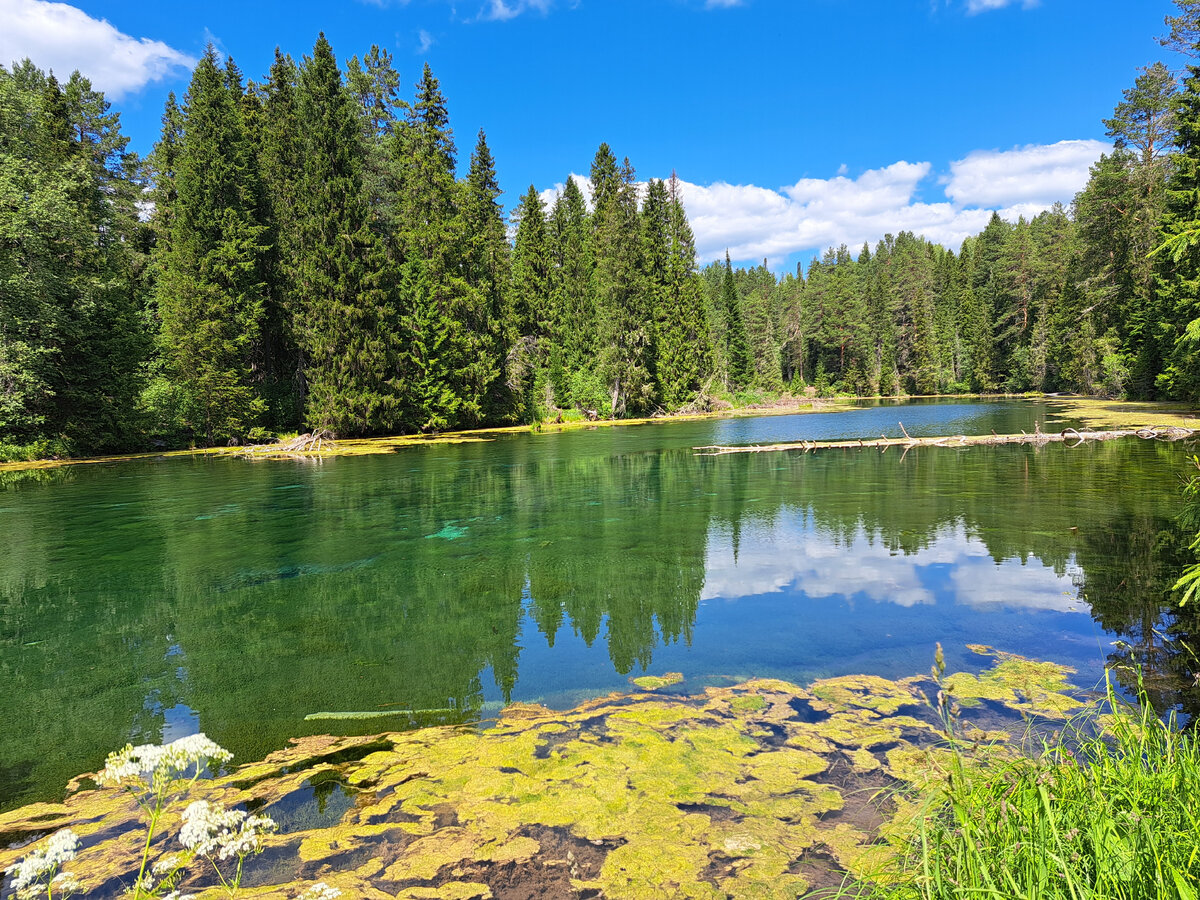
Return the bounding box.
[844,672,1200,900]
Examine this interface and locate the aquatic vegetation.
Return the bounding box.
[1037,397,1199,432]
[844,675,1200,900]
[0,652,1089,898]
[630,671,684,690]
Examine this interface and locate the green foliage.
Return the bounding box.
[154,47,268,445]
[0,62,147,453]
[848,675,1200,900]
[721,252,754,390]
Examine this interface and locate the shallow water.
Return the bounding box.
[1,399,1195,810]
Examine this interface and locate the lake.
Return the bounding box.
[2,399,1196,812]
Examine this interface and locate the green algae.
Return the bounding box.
[942,647,1082,717]
[0,650,1088,899]
[631,671,684,690]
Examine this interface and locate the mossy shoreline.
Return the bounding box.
[0,649,1092,899]
[2,395,1196,474]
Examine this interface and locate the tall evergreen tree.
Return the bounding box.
[292,34,401,434]
[593,154,654,415]
[510,184,552,416]
[1156,45,1200,401]
[461,130,513,420]
[155,47,267,444]
[722,251,754,390]
[550,176,595,406]
[653,173,711,407]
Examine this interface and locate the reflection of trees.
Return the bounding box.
[2,433,1198,811]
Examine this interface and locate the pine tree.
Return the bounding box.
[255,49,306,428]
[1156,50,1200,400]
[394,63,477,426]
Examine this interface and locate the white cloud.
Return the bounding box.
[675,163,1003,264]
[475,0,554,21]
[705,0,745,7]
[535,138,1108,267]
[0,0,194,98]
[966,0,1038,12]
[417,28,435,53]
[944,139,1109,208]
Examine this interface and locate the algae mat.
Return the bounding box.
[0,650,1083,899]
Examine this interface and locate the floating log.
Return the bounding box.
[694,425,1197,456]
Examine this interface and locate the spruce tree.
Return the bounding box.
[461,130,513,420]
[155,47,267,445]
[551,176,596,408]
[394,63,476,427]
[592,153,654,415]
[292,34,401,435]
[510,184,552,417]
[652,173,711,408]
[722,251,754,390]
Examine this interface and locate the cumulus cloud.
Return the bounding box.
[536,138,1108,266]
[0,0,194,98]
[944,139,1109,208]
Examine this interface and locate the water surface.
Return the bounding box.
[2,400,1195,810]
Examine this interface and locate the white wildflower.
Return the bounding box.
[295,883,343,900]
[7,829,79,895]
[96,734,232,787]
[152,852,184,875]
[49,871,82,895]
[179,800,276,860]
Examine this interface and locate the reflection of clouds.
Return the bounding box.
[702,513,1082,613]
[951,558,1079,612]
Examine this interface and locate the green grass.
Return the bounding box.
[844,676,1200,900]
[0,437,73,463]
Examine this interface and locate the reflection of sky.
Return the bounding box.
[701,512,1083,614]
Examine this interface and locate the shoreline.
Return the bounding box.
[2,394,1197,474]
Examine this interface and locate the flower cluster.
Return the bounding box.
[179,801,277,861]
[295,883,343,900]
[96,734,233,788]
[6,829,80,899]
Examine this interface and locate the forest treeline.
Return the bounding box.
[3,8,1200,456]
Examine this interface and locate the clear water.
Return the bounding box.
[1,399,1195,811]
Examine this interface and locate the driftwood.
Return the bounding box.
[242,429,336,458]
[695,424,1197,457]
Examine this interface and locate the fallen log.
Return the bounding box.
[694,425,1197,456]
[242,429,337,457]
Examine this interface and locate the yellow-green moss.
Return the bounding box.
[631,672,685,690]
[0,649,1083,898]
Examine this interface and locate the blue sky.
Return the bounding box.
[0,0,1176,271]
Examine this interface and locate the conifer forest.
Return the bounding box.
[3,28,1200,456]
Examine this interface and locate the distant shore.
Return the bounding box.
[1,394,1196,474]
